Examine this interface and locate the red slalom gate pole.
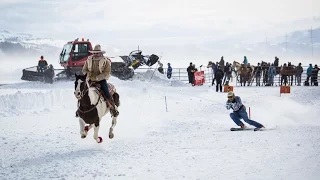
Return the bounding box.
[249,107,251,119]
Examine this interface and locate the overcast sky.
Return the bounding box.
[1,0,320,45]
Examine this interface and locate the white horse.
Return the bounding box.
[74,74,119,143]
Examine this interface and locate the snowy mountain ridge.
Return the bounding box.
[0,27,319,62]
[0,30,65,48]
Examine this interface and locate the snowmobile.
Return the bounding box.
[119,49,160,70]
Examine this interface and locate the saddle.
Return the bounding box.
[90,82,114,100]
[89,82,120,117]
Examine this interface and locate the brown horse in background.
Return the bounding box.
[287,62,297,85]
[232,61,254,84]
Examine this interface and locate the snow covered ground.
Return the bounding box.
[1,70,320,180]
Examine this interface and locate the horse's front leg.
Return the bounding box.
[109,116,118,139]
[93,123,103,143]
[79,118,88,139]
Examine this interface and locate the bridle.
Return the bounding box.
[76,88,88,100]
[75,79,90,100]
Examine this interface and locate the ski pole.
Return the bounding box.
[165,96,168,112]
[249,107,251,119]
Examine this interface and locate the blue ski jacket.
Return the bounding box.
[307,65,312,76]
[226,96,244,112]
[167,65,172,75]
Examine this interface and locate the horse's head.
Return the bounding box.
[232,61,236,68]
[74,73,87,100]
[207,61,213,68]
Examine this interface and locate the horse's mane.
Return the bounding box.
[88,85,99,105]
[233,60,240,64]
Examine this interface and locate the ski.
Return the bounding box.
[230,127,266,131]
[230,127,255,131]
[254,127,266,131]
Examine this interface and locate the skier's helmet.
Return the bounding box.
[227,91,235,100]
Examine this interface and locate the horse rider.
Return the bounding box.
[82,44,119,117]
[243,56,248,65]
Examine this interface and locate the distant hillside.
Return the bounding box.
[0,30,64,57]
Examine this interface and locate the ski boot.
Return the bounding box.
[240,123,247,129]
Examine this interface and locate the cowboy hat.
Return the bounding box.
[89,44,106,54]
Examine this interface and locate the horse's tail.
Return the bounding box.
[112,92,120,107]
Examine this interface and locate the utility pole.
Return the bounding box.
[311,27,314,57]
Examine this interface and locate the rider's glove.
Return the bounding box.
[90,74,97,81]
[226,102,231,110]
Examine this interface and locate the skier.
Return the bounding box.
[226,91,264,129]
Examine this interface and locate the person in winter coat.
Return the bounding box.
[306,64,313,83]
[254,63,262,86]
[223,63,232,85]
[167,63,172,79]
[226,91,265,129]
[311,64,319,86]
[219,56,225,70]
[82,44,119,117]
[187,62,193,84]
[213,62,217,74]
[190,64,197,85]
[214,66,224,92]
[295,63,303,86]
[37,56,48,73]
[268,63,276,86]
[243,56,248,65]
[274,56,279,67]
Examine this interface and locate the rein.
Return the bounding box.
[77,82,102,114]
[77,95,101,114]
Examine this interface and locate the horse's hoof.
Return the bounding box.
[109,133,114,139]
[97,137,103,143]
[81,135,86,139]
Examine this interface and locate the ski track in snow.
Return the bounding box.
[1,71,320,180]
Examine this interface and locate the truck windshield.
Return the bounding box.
[59,44,72,63]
